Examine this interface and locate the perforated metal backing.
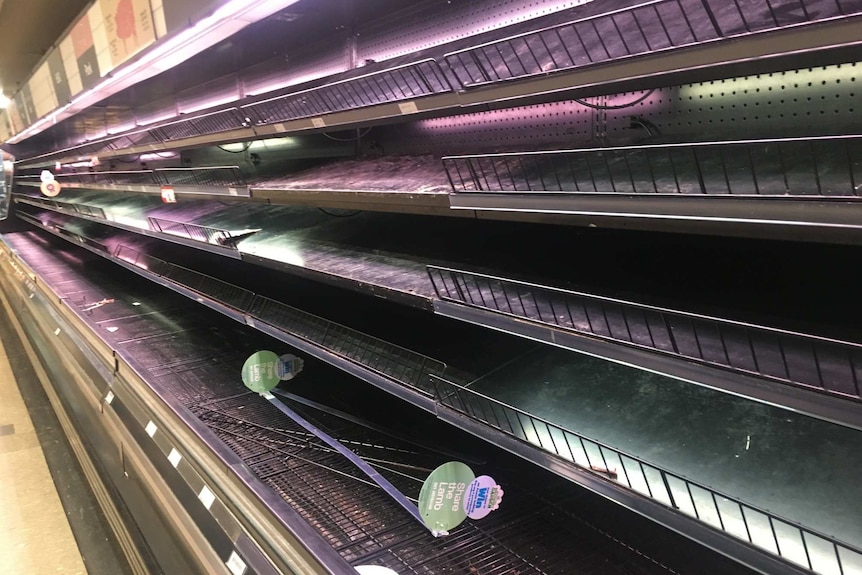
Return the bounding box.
[375,62,862,155]
[617,62,862,141]
[177,76,241,115]
[357,0,593,62]
[397,99,600,151]
[241,43,351,97]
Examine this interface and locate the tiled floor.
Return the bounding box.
[0,336,87,575]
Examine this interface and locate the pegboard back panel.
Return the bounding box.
[611,63,862,142]
[241,37,352,97]
[383,100,600,154]
[374,62,861,156]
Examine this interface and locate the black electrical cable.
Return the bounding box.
[574,89,655,110]
[217,141,252,153]
[113,154,142,163]
[321,127,373,142]
[318,207,362,217]
[629,119,653,137]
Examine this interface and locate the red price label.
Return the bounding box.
[161,186,176,203]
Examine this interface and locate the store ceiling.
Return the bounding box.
[0,0,90,96]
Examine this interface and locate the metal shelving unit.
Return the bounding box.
[427,265,862,400]
[241,59,452,126]
[13,1,861,169]
[112,244,449,394]
[5,2,862,574]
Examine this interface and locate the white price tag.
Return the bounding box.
[168,448,182,468]
[398,101,419,114]
[226,551,247,575]
[145,421,158,437]
[198,485,216,510]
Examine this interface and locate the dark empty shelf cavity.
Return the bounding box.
[428,265,862,404]
[18,192,862,339]
[444,135,862,197]
[444,0,862,88]
[432,346,862,571]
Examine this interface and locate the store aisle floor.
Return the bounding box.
[0,297,132,575]
[0,335,88,574]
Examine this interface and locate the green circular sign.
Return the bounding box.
[241,350,280,392]
[417,461,475,534]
